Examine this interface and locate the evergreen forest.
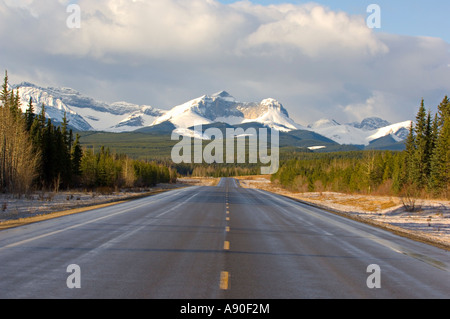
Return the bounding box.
[272,97,450,198]
[0,71,177,194]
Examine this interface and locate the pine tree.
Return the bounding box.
[437,96,450,127]
[412,99,432,188]
[41,118,57,188]
[59,113,73,187]
[25,97,35,131]
[0,70,10,107]
[430,96,450,195]
[392,151,406,194]
[38,103,46,127]
[29,108,44,153]
[9,89,21,118]
[404,121,416,185]
[61,112,72,148]
[71,133,83,179]
[430,113,439,151]
[80,149,97,188]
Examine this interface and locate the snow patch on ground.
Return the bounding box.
[0,184,183,223]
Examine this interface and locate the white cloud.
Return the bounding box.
[1,0,385,61]
[340,91,397,122]
[238,4,388,59]
[1,0,449,125]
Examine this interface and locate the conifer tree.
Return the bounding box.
[59,113,73,187]
[71,133,83,179]
[404,121,416,184]
[437,96,450,127]
[430,96,450,195]
[0,70,10,106]
[412,99,432,188]
[25,97,35,131]
[9,89,21,118]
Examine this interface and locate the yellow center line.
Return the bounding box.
[224,241,230,250]
[226,226,230,232]
[220,271,229,290]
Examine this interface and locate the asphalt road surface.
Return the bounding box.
[0,178,449,299]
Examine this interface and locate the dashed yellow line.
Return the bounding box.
[220,271,229,290]
[222,192,231,291]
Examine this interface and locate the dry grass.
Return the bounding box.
[303,193,400,213]
[177,177,220,186]
[235,175,272,181]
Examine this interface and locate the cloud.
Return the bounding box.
[1,0,449,125]
[1,0,386,60]
[237,4,389,59]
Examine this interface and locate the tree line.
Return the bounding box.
[80,146,177,190]
[0,71,177,194]
[272,96,449,198]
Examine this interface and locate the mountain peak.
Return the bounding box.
[212,90,232,98]
[308,118,341,129]
[211,90,236,102]
[15,81,38,89]
[348,117,391,131]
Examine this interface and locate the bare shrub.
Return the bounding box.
[400,184,422,212]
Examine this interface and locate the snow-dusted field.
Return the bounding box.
[238,176,450,249]
[0,184,184,224]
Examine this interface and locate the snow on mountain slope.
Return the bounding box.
[152,95,214,128]
[154,92,305,133]
[308,119,341,130]
[241,98,304,132]
[309,118,412,145]
[17,85,93,130]
[14,83,163,132]
[309,120,369,145]
[347,117,391,131]
[12,82,411,146]
[367,121,412,142]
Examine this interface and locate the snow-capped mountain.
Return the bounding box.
[153,90,304,133]
[14,83,164,132]
[13,82,411,147]
[16,83,93,131]
[308,117,412,146]
[347,117,391,131]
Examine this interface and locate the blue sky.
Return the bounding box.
[219,0,450,43]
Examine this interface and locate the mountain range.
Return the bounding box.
[13,82,411,151]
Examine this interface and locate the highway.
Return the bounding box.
[0,178,449,299]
